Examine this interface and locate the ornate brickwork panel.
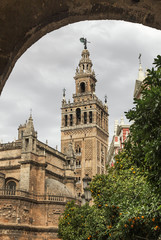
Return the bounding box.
[97,140,100,162]
[85,140,93,161]
[64,128,92,136]
[85,168,92,178]
[97,128,108,142]
[62,141,70,154]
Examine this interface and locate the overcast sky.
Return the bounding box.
[1,20,161,150]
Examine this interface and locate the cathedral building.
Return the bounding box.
[0,43,109,239]
[61,44,109,196]
[0,114,77,239]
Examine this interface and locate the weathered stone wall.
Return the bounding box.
[1,0,161,94]
[0,197,65,239]
[0,174,5,189]
[0,227,59,240]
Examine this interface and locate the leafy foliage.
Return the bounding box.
[90,161,161,240]
[125,55,161,191]
[59,155,161,239]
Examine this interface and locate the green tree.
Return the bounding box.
[59,154,161,240]
[90,158,161,240]
[125,55,161,192]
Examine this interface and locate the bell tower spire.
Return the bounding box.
[61,42,109,197]
[74,40,96,99]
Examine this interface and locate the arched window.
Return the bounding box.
[6,181,16,195]
[76,108,81,125]
[80,82,85,93]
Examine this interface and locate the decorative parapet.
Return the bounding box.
[62,94,107,111]
[0,141,22,151]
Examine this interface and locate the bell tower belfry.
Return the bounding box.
[61,41,109,196]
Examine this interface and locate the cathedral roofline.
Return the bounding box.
[37,140,67,161]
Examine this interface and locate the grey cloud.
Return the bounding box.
[1,20,161,148]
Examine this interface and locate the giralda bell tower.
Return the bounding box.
[61,39,109,196]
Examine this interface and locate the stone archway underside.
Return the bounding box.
[0,0,161,94]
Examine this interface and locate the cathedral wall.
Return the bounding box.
[29,164,45,195]
[0,158,21,168]
[46,162,64,178]
[3,169,20,183]
[0,198,33,225]
[0,197,67,238]
[46,152,65,176]
[0,149,21,162]
[19,164,30,191]
[0,229,59,240]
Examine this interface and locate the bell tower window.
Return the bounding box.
[89,111,93,123]
[76,108,81,125]
[25,138,29,150]
[70,114,73,126]
[84,112,87,124]
[80,82,85,93]
[65,115,68,126]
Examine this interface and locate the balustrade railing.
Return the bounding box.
[0,189,76,203]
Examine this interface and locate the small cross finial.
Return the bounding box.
[30,108,32,117]
[63,88,66,97]
[138,53,141,65]
[104,95,107,104]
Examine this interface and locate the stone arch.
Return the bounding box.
[0,0,161,94]
[80,82,86,93]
